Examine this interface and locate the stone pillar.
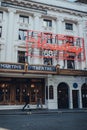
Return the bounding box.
[6,9,15,62]
[79,88,82,108]
[56,16,63,34]
[69,88,73,109]
[33,13,41,31]
[56,17,64,68]
[32,14,41,64]
[78,21,85,69]
[78,21,83,37]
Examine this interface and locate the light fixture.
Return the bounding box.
[31,84,35,88]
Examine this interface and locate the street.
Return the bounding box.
[0,112,87,130]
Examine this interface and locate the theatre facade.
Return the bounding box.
[0,0,87,110]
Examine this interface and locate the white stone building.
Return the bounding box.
[0,0,87,110]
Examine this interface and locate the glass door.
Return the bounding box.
[0,83,10,104]
[30,83,43,104]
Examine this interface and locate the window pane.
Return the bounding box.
[19,15,29,24]
[18,51,25,63]
[43,57,52,65]
[43,19,52,27]
[49,20,52,27]
[19,16,23,23]
[66,36,74,45]
[19,30,24,40]
[43,20,47,27]
[67,56,75,69]
[65,23,73,30]
[19,29,27,40]
[24,31,27,40]
[24,17,29,24]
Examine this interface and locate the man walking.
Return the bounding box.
[22,93,30,111]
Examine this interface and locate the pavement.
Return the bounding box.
[0,108,87,115]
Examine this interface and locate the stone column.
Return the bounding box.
[78,21,83,37]
[56,16,64,34]
[33,13,41,31]
[32,14,41,64]
[78,21,85,69]
[79,88,82,108]
[6,9,15,62]
[69,88,73,109]
[56,17,64,68]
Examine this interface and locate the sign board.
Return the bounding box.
[28,65,56,72]
[0,63,24,70]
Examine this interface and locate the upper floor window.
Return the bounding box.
[19,29,27,40]
[18,51,25,63]
[66,36,74,45]
[0,11,3,20]
[67,56,75,69]
[19,15,29,24]
[43,57,52,65]
[65,23,73,30]
[43,19,52,27]
[0,26,2,37]
[44,33,52,43]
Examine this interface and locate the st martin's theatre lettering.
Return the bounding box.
[0,63,24,70]
[28,65,56,72]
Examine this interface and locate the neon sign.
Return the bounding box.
[26,30,85,61]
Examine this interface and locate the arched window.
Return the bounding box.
[49,85,54,99]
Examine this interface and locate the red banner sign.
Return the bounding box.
[26,30,85,61]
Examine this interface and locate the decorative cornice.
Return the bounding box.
[1,0,87,16]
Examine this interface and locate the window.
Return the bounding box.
[0,27,2,37]
[66,36,74,45]
[43,58,52,65]
[19,29,27,40]
[49,85,54,99]
[43,33,53,44]
[0,11,3,20]
[47,33,52,43]
[65,23,73,30]
[76,38,81,47]
[18,51,25,63]
[67,56,75,69]
[43,19,52,27]
[19,15,29,24]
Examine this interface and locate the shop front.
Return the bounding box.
[0,62,58,108]
[1,62,87,110]
[0,77,45,105]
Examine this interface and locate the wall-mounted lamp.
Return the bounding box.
[56,64,60,74]
[25,62,28,72]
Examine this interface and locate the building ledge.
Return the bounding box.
[60,69,87,76]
